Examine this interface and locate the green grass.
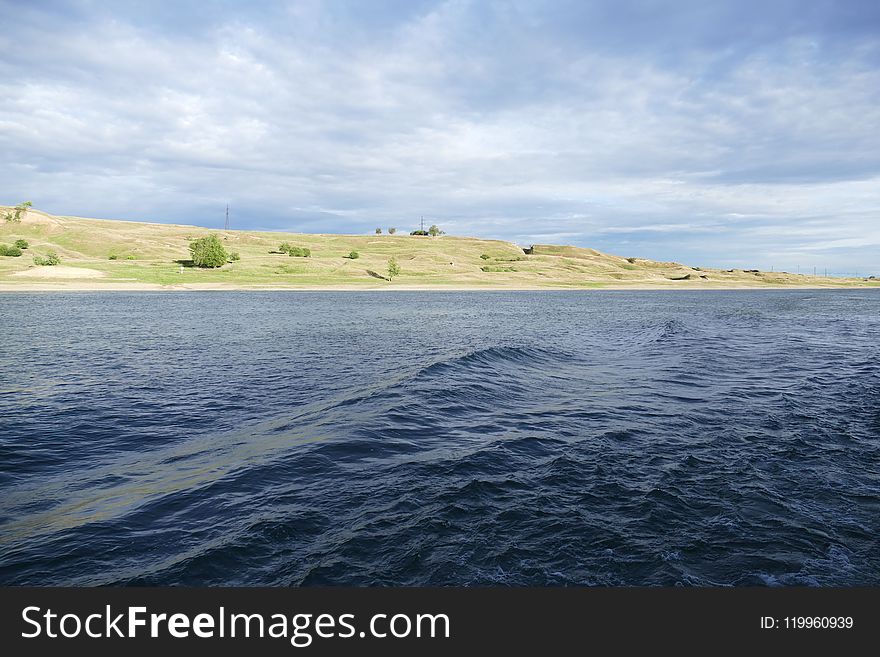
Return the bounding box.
[1,207,875,290]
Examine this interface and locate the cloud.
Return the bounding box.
[1,0,878,272]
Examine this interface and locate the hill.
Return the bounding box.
[0,207,875,291]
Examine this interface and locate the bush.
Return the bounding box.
[34,252,61,266]
[109,254,118,260]
[0,245,22,257]
[227,251,240,262]
[125,254,136,260]
[348,250,359,259]
[387,256,400,279]
[279,242,292,254]
[288,246,311,257]
[480,254,490,260]
[410,229,429,236]
[626,257,637,264]
[14,239,28,249]
[428,224,444,236]
[189,234,228,268]
[388,227,397,234]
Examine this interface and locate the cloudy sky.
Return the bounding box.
[1,0,878,273]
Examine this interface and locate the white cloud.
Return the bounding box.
[0,1,878,272]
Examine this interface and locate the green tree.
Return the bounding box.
[288,246,311,257]
[3,200,32,223]
[189,234,228,268]
[14,239,28,249]
[375,227,382,235]
[279,242,292,254]
[387,256,401,280]
[388,227,397,234]
[428,224,444,237]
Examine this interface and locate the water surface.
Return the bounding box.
[1,290,878,585]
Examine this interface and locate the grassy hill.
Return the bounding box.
[0,207,876,290]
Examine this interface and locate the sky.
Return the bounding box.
[1,0,878,273]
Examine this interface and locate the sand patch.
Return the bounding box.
[13,266,107,279]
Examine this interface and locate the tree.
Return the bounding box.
[428,224,445,237]
[3,200,32,223]
[388,227,397,234]
[288,246,310,257]
[14,239,28,249]
[375,227,382,235]
[410,229,429,236]
[387,256,400,280]
[189,234,228,268]
[279,242,292,253]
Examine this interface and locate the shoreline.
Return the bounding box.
[1,282,875,292]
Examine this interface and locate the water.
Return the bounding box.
[0,290,878,586]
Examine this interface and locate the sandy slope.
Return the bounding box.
[13,266,106,279]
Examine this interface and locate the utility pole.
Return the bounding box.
[420,215,425,232]
[225,204,230,231]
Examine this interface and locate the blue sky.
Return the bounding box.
[1,0,878,273]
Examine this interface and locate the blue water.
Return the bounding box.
[0,290,878,586]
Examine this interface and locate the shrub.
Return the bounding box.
[109,254,118,260]
[388,227,397,234]
[14,239,28,249]
[410,229,429,236]
[189,234,228,268]
[348,250,360,259]
[34,252,61,266]
[387,256,400,279]
[428,224,444,236]
[279,242,292,254]
[125,254,136,260]
[0,245,22,257]
[227,251,240,262]
[480,254,490,260]
[626,257,637,264]
[288,246,311,257]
